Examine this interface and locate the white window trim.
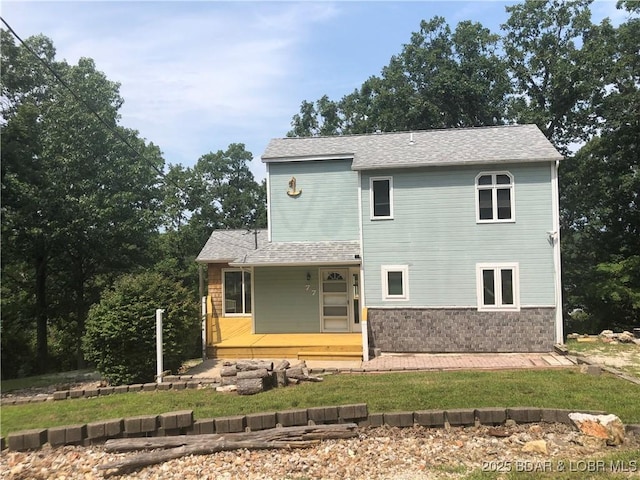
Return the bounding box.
[476,262,520,311]
[222,268,252,316]
[381,265,409,301]
[370,176,394,220]
[475,171,515,223]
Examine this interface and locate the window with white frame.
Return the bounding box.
[476,263,519,311]
[223,270,252,315]
[381,265,409,300]
[476,172,514,222]
[370,177,393,219]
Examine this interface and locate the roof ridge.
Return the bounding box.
[274,124,529,141]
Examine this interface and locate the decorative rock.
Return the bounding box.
[569,412,625,446]
[522,439,548,454]
[216,384,237,393]
[619,331,635,343]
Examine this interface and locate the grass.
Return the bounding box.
[2,368,640,438]
[566,339,640,378]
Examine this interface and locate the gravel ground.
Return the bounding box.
[3,423,639,480]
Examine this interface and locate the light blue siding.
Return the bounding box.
[254,267,321,333]
[361,163,556,307]
[269,160,359,242]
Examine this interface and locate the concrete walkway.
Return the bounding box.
[187,352,575,378]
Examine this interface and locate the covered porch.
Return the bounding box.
[206,317,363,361]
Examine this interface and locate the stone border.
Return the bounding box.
[5,404,638,452]
[0,376,220,406]
[554,344,640,386]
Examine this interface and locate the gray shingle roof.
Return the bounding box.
[262,124,563,169]
[230,241,361,266]
[196,229,268,263]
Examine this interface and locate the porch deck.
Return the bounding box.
[207,317,363,361]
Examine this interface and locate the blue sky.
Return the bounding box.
[1,1,627,180]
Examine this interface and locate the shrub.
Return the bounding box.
[83,272,199,385]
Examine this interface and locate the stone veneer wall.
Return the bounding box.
[367,308,556,353]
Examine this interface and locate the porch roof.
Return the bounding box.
[196,229,268,263]
[229,240,361,267]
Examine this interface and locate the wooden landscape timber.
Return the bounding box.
[219,359,324,395]
[98,423,358,474]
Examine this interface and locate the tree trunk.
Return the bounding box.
[236,360,273,371]
[237,377,264,395]
[105,423,358,452]
[99,424,358,474]
[35,252,48,373]
[237,368,269,379]
[275,360,290,371]
[220,365,238,377]
[275,369,288,387]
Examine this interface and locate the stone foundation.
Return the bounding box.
[367,307,556,353]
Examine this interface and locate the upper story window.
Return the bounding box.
[370,176,393,219]
[476,172,514,223]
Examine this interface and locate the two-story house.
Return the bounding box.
[196,124,564,361]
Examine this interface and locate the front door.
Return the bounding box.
[320,269,349,332]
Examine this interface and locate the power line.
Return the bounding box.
[0,17,181,191]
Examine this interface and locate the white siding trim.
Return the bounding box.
[551,161,564,344]
[266,163,272,242]
[358,171,369,360]
[249,267,256,334]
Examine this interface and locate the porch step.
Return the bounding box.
[298,351,363,361]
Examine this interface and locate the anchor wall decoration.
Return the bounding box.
[287,176,302,197]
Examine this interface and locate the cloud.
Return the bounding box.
[2,1,340,176]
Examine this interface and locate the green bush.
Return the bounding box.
[83,272,199,385]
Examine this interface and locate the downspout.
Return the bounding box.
[357,170,369,361]
[551,161,564,345]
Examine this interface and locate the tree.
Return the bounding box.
[559,8,640,331]
[501,0,606,152]
[1,30,163,373]
[288,17,510,136]
[83,272,199,385]
[153,143,266,294]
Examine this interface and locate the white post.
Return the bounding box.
[201,296,207,360]
[156,308,165,384]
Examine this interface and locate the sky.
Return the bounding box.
[1,1,629,181]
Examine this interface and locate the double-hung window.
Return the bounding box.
[370,177,393,219]
[476,172,514,222]
[223,269,252,315]
[476,263,519,311]
[381,265,409,301]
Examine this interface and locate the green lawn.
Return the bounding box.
[2,368,640,438]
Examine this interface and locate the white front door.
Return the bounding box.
[320,269,349,332]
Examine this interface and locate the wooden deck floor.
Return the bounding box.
[208,317,363,360]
